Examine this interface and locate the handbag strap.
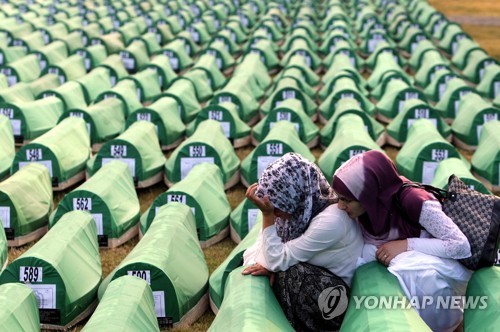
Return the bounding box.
[393,182,448,215]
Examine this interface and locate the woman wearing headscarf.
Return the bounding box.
[242,152,363,331]
[331,150,472,332]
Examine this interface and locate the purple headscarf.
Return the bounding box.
[332,150,435,241]
[256,152,333,242]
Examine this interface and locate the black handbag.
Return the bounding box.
[395,175,500,270]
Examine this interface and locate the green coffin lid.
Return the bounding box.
[371,71,415,102]
[408,39,439,71]
[161,78,201,123]
[359,29,396,56]
[51,160,140,241]
[122,68,162,102]
[1,163,52,239]
[341,262,430,331]
[126,96,185,150]
[476,64,500,99]
[438,23,470,55]
[243,120,315,185]
[462,53,498,85]
[130,32,161,56]
[423,69,458,103]
[98,54,129,84]
[181,70,214,102]
[75,67,114,104]
[279,53,320,87]
[253,99,319,146]
[396,119,464,184]
[158,39,194,71]
[187,102,251,144]
[175,31,200,57]
[208,220,261,311]
[319,114,384,183]
[414,52,450,88]
[28,74,62,100]
[0,115,14,179]
[247,38,280,70]
[0,210,101,326]
[120,39,150,72]
[463,267,500,330]
[74,44,108,71]
[88,121,165,184]
[143,54,178,90]
[83,276,160,332]
[115,21,141,45]
[471,120,500,187]
[322,40,363,70]
[188,21,211,45]
[398,27,428,54]
[434,78,476,121]
[261,77,317,118]
[322,57,366,98]
[281,32,318,54]
[95,79,143,118]
[319,76,374,121]
[431,158,491,194]
[54,30,85,53]
[208,266,294,331]
[0,283,40,331]
[91,32,125,55]
[13,30,45,53]
[165,120,239,186]
[229,198,261,243]
[37,80,87,111]
[387,98,451,145]
[210,83,259,125]
[376,79,426,122]
[0,47,28,68]
[204,40,236,71]
[1,54,42,84]
[30,40,69,71]
[367,55,409,91]
[192,54,227,90]
[452,93,500,148]
[274,67,316,99]
[60,98,125,145]
[280,39,322,71]
[233,53,272,92]
[451,39,483,71]
[320,98,384,147]
[365,42,406,71]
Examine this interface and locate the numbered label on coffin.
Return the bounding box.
[207,110,231,138]
[20,266,43,283]
[154,194,196,216]
[180,145,215,179]
[0,206,10,228]
[71,197,104,235]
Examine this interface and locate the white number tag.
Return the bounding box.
[153,291,166,317]
[0,107,13,118]
[266,143,283,155]
[276,112,291,121]
[405,92,419,100]
[494,81,500,98]
[18,161,53,176]
[218,96,232,103]
[247,209,259,230]
[20,266,43,282]
[432,149,448,161]
[167,194,186,204]
[180,157,214,179]
[189,145,206,157]
[26,148,42,161]
[73,197,92,211]
[414,108,430,119]
[0,206,10,228]
[483,113,498,123]
[69,111,84,119]
[127,270,151,284]
[208,110,223,121]
[137,113,151,122]
[422,161,438,184]
[110,145,127,157]
[282,90,295,99]
[349,149,366,158]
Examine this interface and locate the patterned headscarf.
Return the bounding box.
[256,152,334,242]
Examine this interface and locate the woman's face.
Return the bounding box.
[337,196,365,219]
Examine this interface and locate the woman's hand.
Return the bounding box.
[376,240,408,266]
[242,263,275,286]
[246,183,274,217]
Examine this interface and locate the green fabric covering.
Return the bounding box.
[31,40,68,72]
[209,266,294,331]
[143,55,178,90]
[261,78,316,117]
[55,31,85,53]
[13,31,45,53]
[95,79,143,118]
[476,64,500,99]
[73,23,102,46]
[464,267,500,331]
[211,30,241,55]
[59,98,125,145]
[243,120,315,185]
[376,80,426,122]
[132,32,161,56]
[120,40,150,72]
[123,69,162,102]
[275,67,316,99]
[319,114,384,182]
[224,20,249,44]
[281,32,317,54]
[29,74,61,99]
[1,163,52,239]
[75,67,113,104]
[408,40,439,71]
[320,29,356,56]
[0,115,14,179]
[0,82,34,103]
[319,76,375,120]
[1,54,42,84]
[322,59,366,99]
[233,53,272,92]
[414,52,450,88]
[98,54,129,85]
[188,21,211,45]
[103,202,207,324]
[210,80,259,124]
[91,33,125,55]
[0,283,40,331]
[37,81,87,111]
[320,9,351,33]
[367,56,409,91]
[431,158,491,194]
[147,24,175,46]
[0,210,101,326]
[45,54,87,84]
[12,117,90,184]
[51,161,139,242]
[116,22,141,45]
[229,199,261,243]
[471,120,500,186]
[438,24,469,55]
[396,119,463,184]
[398,27,428,54]
[158,39,194,71]
[83,276,160,332]
[435,78,476,121]
[2,96,64,141]
[126,96,184,149]
[359,30,394,56]
[387,99,451,145]
[340,262,431,331]
[255,21,284,43]
[165,120,239,185]
[247,39,280,70]
[161,78,201,123]
[181,71,213,102]
[192,54,227,90]
[423,69,458,102]
[187,103,251,142]
[365,43,406,71]
[451,39,483,71]
[462,53,497,85]
[320,98,385,147]
[204,41,236,71]
[87,121,165,184]
[176,32,200,57]
[253,99,319,146]
[209,219,261,310]
[74,44,108,71]
[146,163,231,242]
[452,93,500,147]
[322,40,363,70]
[0,47,28,67]
[281,39,321,71]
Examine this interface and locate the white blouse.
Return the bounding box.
[243,204,364,286]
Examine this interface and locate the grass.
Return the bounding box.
[6,1,500,331]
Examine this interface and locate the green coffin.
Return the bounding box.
[37,81,87,111]
[376,80,426,123]
[143,55,178,90]
[74,67,114,104]
[261,77,317,118]
[229,199,261,244]
[0,115,14,179]
[471,121,500,189]
[83,276,160,332]
[51,161,140,246]
[434,78,476,122]
[44,54,87,84]
[423,69,458,103]
[95,79,143,118]
[476,64,500,99]
[74,44,108,71]
[0,54,42,85]
[122,69,162,103]
[431,158,491,194]
[161,78,201,123]
[157,39,194,72]
[192,54,227,90]
[0,283,40,331]
[0,210,101,326]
